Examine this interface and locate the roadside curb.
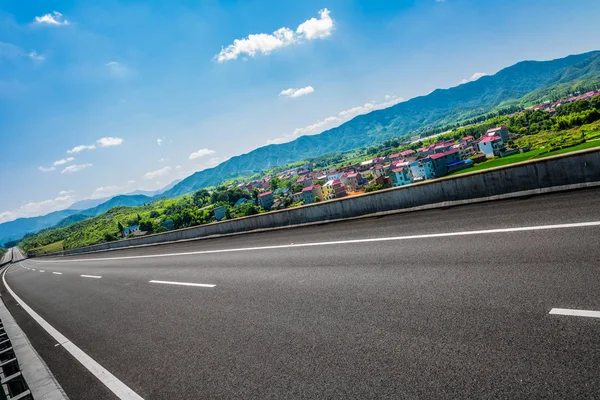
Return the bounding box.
[0,265,69,400]
[38,180,600,258]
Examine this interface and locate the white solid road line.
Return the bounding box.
[2,266,144,399]
[39,270,45,272]
[149,280,215,288]
[80,275,102,279]
[27,220,600,264]
[549,308,600,318]
[52,272,63,275]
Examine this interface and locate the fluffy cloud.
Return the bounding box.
[91,186,121,199]
[215,9,333,62]
[34,11,70,26]
[67,144,96,154]
[59,190,74,195]
[0,194,76,223]
[267,95,404,145]
[460,72,488,84]
[53,157,74,166]
[61,163,92,174]
[279,86,315,98]
[296,9,334,40]
[157,138,163,146]
[97,137,123,147]
[38,166,55,172]
[143,166,171,180]
[189,148,216,160]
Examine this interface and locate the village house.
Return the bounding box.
[122,225,140,238]
[486,125,510,142]
[388,153,402,162]
[322,180,347,200]
[400,149,416,160]
[409,158,435,180]
[258,191,274,209]
[302,185,323,204]
[214,206,227,221]
[341,172,367,192]
[429,149,461,177]
[478,135,504,157]
[389,162,413,187]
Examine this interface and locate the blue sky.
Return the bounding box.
[1,0,599,222]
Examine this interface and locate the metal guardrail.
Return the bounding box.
[0,319,32,400]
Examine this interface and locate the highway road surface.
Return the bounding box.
[2,188,600,399]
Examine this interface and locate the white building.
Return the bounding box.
[478,135,503,157]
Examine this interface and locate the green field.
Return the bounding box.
[449,139,600,176]
[30,240,64,255]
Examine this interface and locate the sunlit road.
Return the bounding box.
[3,188,600,399]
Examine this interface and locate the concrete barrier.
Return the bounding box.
[41,147,600,256]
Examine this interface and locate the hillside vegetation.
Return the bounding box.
[21,93,600,254]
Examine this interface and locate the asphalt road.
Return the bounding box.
[3,188,600,399]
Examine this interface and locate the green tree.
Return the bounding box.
[139,219,154,233]
[117,221,124,233]
[269,177,281,191]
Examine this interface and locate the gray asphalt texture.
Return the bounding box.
[3,188,600,399]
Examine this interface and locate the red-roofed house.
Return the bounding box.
[400,149,416,158]
[389,163,413,187]
[430,149,460,177]
[302,185,323,204]
[486,126,509,142]
[341,172,367,192]
[389,153,401,161]
[478,135,504,157]
[296,177,312,188]
[258,191,274,209]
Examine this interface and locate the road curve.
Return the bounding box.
[3,187,600,399]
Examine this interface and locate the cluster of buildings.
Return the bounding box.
[232,125,526,210]
[529,89,600,114]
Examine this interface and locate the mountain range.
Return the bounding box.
[0,195,152,245]
[2,50,600,245]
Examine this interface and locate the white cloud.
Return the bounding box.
[175,165,182,169]
[38,166,56,172]
[296,9,334,40]
[59,190,74,195]
[143,166,171,180]
[53,157,74,166]
[189,148,216,160]
[158,158,169,163]
[157,138,163,146]
[279,86,315,98]
[34,11,69,26]
[61,163,92,174]
[215,8,333,62]
[0,195,76,223]
[91,186,121,199]
[105,61,130,78]
[67,144,96,154]
[267,95,404,145]
[27,50,45,62]
[127,180,136,184]
[460,72,488,84]
[97,137,123,147]
[0,42,45,63]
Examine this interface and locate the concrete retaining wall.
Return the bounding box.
[44,147,600,256]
